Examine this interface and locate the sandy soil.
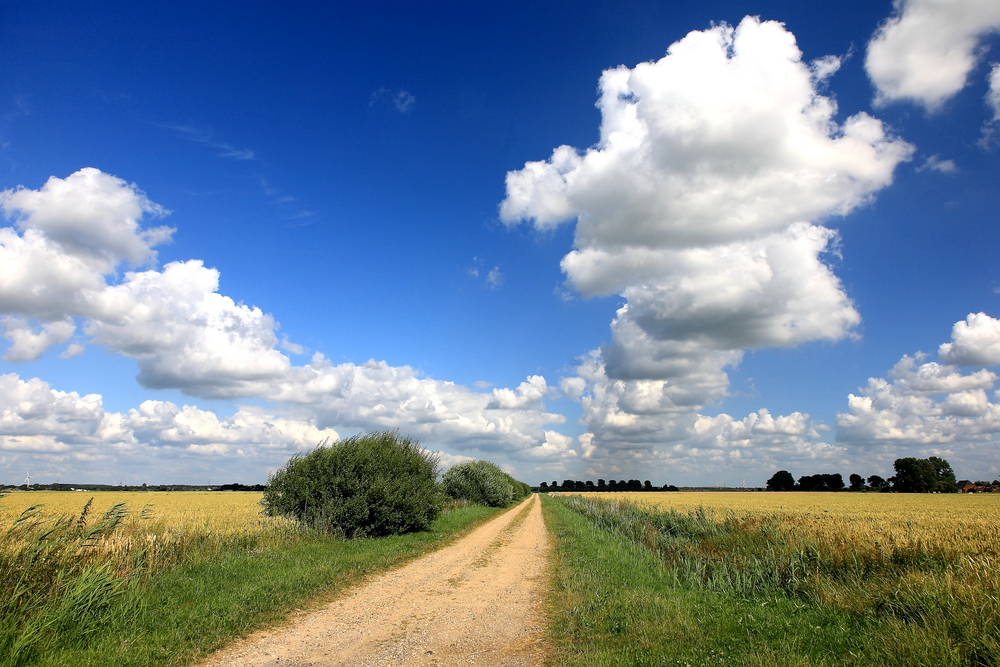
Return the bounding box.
[195,494,551,667]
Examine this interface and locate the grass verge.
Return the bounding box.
[12,502,500,667]
[541,494,994,667]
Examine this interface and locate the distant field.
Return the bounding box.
[565,490,1000,554]
[0,490,287,535]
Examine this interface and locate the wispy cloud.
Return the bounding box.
[370,87,416,113]
[159,123,258,161]
[467,257,504,289]
[917,155,959,173]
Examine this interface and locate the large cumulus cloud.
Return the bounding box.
[500,17,912,469]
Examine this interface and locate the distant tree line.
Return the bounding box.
[537,479,679,492]
[2,482,267,492]
[766,456,959,493]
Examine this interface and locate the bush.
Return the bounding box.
[441,460,531,508]
[261,430,442,538]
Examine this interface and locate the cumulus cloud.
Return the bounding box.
[866,0,1000,111]
[0,373,340,480]
[0,169,575,471]
[837,315,1000,478]
[939,312,1000,366]
[2,317,75,362]
[0,167,172,271]
[500,17,911,464]
[502,18,911,249]
[270,357,571,461]
[84,260,292,398]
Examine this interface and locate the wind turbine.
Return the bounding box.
[23,470,34,486]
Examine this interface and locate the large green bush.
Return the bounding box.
[441,460,531,508]
[261,430,442,538]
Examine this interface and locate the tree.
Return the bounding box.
[849,473,865,491]
[597,479,606,490]
[261,430,441,538]
[891,457,958,493]
[538,482,549,492]
[443,459,530,507]
[928,456,958,493]
[643,480,653,491]
[766,470,795,491]
[825,473,845,491]
[867,474,889,491]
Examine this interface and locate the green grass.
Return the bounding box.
[10,502,500,667]
[541,494,996,667]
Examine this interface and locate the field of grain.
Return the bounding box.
[0,490,289,534]
[553,491,1000,663]
[0,490,301,666]
[572,490,1000,555]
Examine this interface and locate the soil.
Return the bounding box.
[195,494,551,667]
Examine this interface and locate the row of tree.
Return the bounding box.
[538,479,679,492]
[766,457,959,493]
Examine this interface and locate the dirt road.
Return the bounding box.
[196,494,551,667]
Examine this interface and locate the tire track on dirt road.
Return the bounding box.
[196,494,551,666]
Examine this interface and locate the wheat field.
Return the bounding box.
[571,490,1000,556]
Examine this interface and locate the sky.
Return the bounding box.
[1,0,999,487]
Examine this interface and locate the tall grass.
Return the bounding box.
[0,492,501,667]
[0,496,297,667]
[550,494,1000,665]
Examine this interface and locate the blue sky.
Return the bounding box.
[1,0,999,487]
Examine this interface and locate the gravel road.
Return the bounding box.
[195,494,551,666]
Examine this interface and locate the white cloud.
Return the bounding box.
[917,155,958,173]
[485,266,504,289]
[502,18,912,249]
[836,315,1000,478]
[866,0,1000,111]
[982,63,1000,147]
[0,373,341,481]
[271,357,571,461]
[0,169,577,470]
[989,63,1000,120]
[500,17,909,465]
[939,312,1000,366]
[2,317,75,362]
[84,260,292,398]
[0,167,172,271]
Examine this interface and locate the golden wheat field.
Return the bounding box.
[0,490,285,533]
[573,491,1000,555]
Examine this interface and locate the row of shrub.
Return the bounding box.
[262,430,531,539]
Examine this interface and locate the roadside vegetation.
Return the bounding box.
[0,430,537,667]
[542,492,1000,666]
[442,459,531,507]
[262,430,442,538]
